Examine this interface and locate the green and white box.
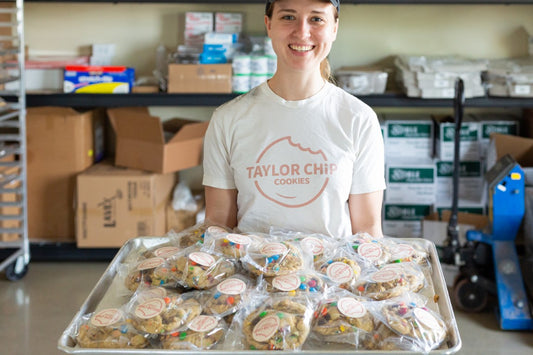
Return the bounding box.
[385,163,436,204]
[434,116,480,161]
[435,160,484,204]
[475,114,520,158]
[434,203,486,218]
[383,114,433,159]
[383,203,432,238]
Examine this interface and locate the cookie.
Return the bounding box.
[203,276,251,316]
[381,301,447,352]
[124,257,174,292]
[130,293,202,334]
[355,263,424,300]
[313,296,374,337]
[388,242,429,266]
[244,241,304,277]
[178,226,208,248]
[141,243,181,260]
[317,257,362,291]
[213,232,254,259]
[171,250,236,289]
[263,272,324,295]
[243,299,311,350]
[76,308,149,349]
[160,315,226,350]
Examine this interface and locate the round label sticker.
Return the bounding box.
[188,315,218,333]
[91,308,123,327]
[207,226,227,235]
[301,237,324,256]
[372,268,399,283]
[189,252,216,267]
[391,244,415,260]
[137,257,165,271]
[260,242,287,256]
[135,298,165,319]
[272,274,301,291]
[414,308,440,330]
[326,262,354,283]
[357,243,383,261]
[227,233,252,245]
[217,278,247,295]
[153,246,180,258]
[337,298,367,318]
[137,287,167,303]
[252,315,280,342]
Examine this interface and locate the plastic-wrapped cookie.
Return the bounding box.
[124,257,175,292]
[348,233,391,267]
[130,291,202,335]
[316,256,362,291]
[355,263,425,300]
[203,227,256,259]
[242,240,304,277]
[378,300,447,353]
[203,274,254,317]
[76,308,150,349]
[312,292,374,348]
[141,243,181,260]
[262,271,324,295]
[170,248,236,289]
[388,241,430,266]
[242,297,313,351]
[160,315,227,350]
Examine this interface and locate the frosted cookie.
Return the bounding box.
[203,275,252,317]
[243,241,304,277]
[160,315,226,350]
[130,292,202,335]
[171,249,236,289]
[124,257,174,292]
[76,308,149,349]
[262,271,324,295]
[355,263,424,300]
[242,298,311,351]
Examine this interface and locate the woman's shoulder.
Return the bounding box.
[214,84,266,116]
[327,82,376,117]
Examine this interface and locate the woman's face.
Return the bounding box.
[265,0,338,74]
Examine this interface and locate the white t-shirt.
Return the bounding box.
[203,81,386,238]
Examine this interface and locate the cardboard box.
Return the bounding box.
[385,163,436,204]
[434,115,481,161]
[486,133,533,186]
[0,155,21,242]
[26,107,104,242]
[435,160,484,204]
[422,211,489,247]
[383,114,434,160]
[382,203,432,238]
[64,65,135,93]
[107,107,209,174]
[167,64,232,93]
[76,161,177,248]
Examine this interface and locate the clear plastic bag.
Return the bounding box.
[202,273,256,317]
[259,270,325,296]
[241,237,305,277]
[346,232,393,267]
[74,307,152,349]
[314,245,368,292]
[202,227,259,260]
[123,256,177,292]
[159,315,227,350]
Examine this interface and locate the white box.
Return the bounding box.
[434,117,480,161]
[91,43,116,57]
[185,12,214,47]
[383,114,434,160]
[385,163,436,204]
[435,160,484,204]
[6,68,63,91]
[383,203,432,238]
[474,114,520,158]
[215,12,243,33]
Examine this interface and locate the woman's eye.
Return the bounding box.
[311,16,324,23]
[281,15,295,20]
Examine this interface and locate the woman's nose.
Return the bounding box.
[293,19,311,38]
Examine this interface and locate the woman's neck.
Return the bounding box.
[267,69,326,101]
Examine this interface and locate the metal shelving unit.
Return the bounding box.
[0,0,29,280]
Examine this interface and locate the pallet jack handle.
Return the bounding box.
[446,78,465,264]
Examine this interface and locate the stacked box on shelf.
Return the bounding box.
[394,55,487,98]
[484,58,533,98]
[434,115,481,161]
[473,113,520,159]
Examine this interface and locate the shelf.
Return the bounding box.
[0,242,118,262]
[17,92,533,108]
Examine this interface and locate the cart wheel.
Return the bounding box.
[453,278,488,312]
[4,256,29,281]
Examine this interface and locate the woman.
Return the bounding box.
[202,0,386,239]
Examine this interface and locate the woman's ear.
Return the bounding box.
[265,14,272,35]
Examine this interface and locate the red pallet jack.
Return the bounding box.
[441,79,533,330]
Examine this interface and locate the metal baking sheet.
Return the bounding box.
[58,237,462,354]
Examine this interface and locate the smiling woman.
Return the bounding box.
[202,0,386,240]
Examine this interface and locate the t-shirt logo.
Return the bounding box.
[246,136,337,208]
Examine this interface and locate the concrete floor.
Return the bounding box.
[1,262,532,355]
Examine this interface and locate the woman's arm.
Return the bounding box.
[205,186,238,229]
[348,190,384,238]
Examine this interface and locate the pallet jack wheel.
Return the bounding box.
[4,256,29,281]
[453,278,488,313]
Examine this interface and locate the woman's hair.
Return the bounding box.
[266,0,339,83]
